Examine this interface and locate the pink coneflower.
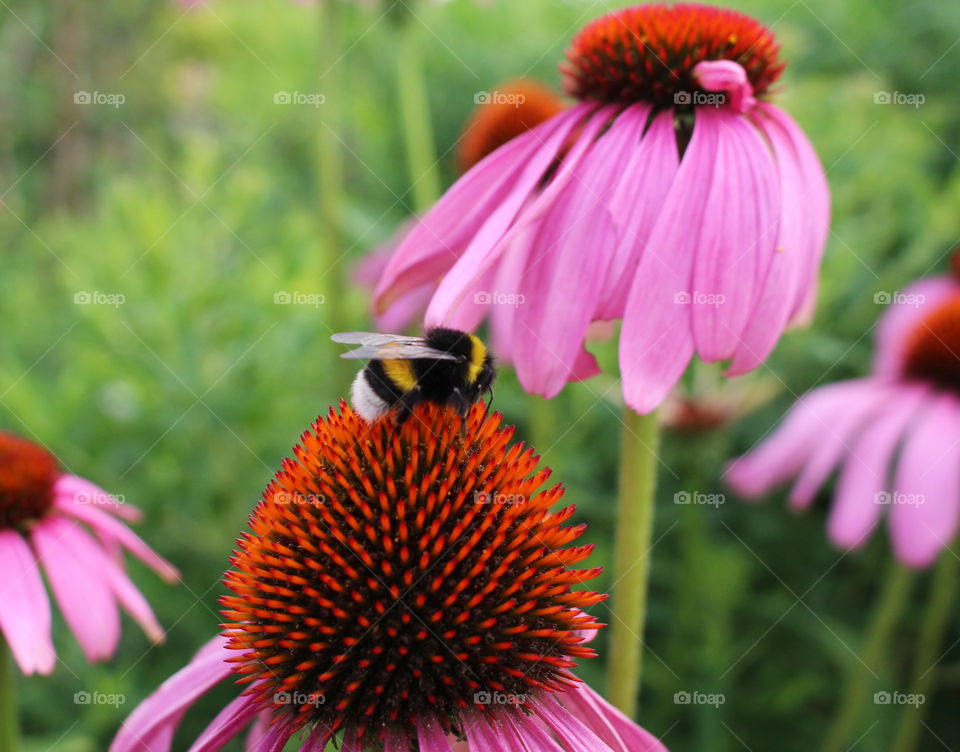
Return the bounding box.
[112,403,667,751]
[727,264,960,568]
[0,432,177,675]
[358,79,566,333]
[373,3,830,413]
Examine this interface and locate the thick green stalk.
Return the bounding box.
[606,409,660,717]
[316,0,350,388]
[0,637,17,752]
[822,562,916,752]
[528,393,557,462]
[891,553,959,752]
[394,11,442,212]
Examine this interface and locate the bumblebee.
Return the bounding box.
[332,328,497,423]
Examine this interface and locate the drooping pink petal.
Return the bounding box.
[95,540,166,643]
[890,392,960,568]
[375,106,586,313]
[787,380,892,510]
[691,105,779,363]
[872,277,958,377]
[498,708,565,751]
[53,473,141,522]
[31,517,120,662]
[301,725,335,752]
[510,108,649,397]
[417,717,454,752]
[245,712,273,752]
[250,722,294,752]
[110,636,233,752]
[597,108,679,320]
[0,530,55,675]
[534,693,622,751]
[561,684,669,752]
[727,105,822,374]
[426,105,614,328]
[828,384,927,549]
[187,692,262,752]
[54,496,179,582]
[725,380,871,497]
[754,104,830,325]
[619,107,719,413]
[693,59,757,114]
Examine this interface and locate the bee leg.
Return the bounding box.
[393,387,422,426]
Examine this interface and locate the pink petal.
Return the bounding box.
[110,636,233,752]
[754,104,830,324]
[828,384,927,549]
[31,517,120,662]
[787,380,892,510]
[691,106,779,363]
[725,380,871,497]
[510,109,649,396]
[425,105,614,328]
[187,692,261,752]
[727,106,821,374]
[693,59,757,113]
[598,109,680,320]
[375,106,585,313]
[54,474,141,522]
[54,496,179,582]
[498,708,565,752]
[250,722,294,752]
[245,712,273,752]
[417,718,454,752]
[0,530,55,675]
[95,541,166,643]
[533,693,616,751]
[890,392,960,568]
[561,684,669,752]
[872,277,958,377]
[619,107,720,414]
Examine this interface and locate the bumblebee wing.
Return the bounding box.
[331,332,423,347]
[339,342,462,362]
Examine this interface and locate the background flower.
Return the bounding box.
[727,268,960,568]
[0,432,177,675]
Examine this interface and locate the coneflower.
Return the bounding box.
[111,403,667,752]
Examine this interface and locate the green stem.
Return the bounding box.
[891,553,959,752]
[394,12,442,213]
[0,637,17,752]
[822,562,916,752]
[317,0,350,389]
[528,393,557,461]
[606,409,660,717]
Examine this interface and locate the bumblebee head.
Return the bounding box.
[424,328,497,395]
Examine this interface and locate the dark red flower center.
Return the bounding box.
[458,79,566,172]
[0,433,58,529]
[902,296,960,394]
[563,3,784,108]
[221,402,604,749]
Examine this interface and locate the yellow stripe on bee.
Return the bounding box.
[382,359,418,392]
[467,335,487,384]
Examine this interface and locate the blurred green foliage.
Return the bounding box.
[2,0,959,750]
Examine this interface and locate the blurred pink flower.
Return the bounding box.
[373,3,829,413]
[727,267,960,568]
[0,432,177,675]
